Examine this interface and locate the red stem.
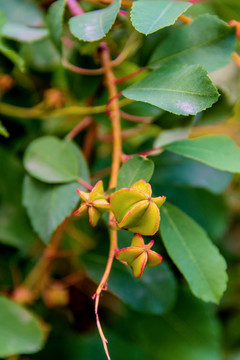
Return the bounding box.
[67,0,84,15]
[115,67,147,84]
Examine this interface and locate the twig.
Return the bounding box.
[62,58,104,75]
[66,116,92,139]
[100,43,122,189]
[67,0,84,15]
[91,42,123,360]
[120,110,153,123]
[115,67,147,84]
[77,178,93,190]
[178,14,193,24]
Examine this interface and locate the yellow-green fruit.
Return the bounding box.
[116,233,163,278]
[74,180,110,227]
[110,179,166,235]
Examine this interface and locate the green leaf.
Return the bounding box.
[0,0,44,27]
[23,136,80,183]
[151,152,233,194]
[47,0,66,52]
[131,0,191,35]
[83,254,177,314]
[0,296,44,357]
[0,147,36,250]
[160,203,228,303]
[69,0,121,42]
[0,39,25,70]
[0,120,9,137]
[117,155,154,190]
[125,290,221,360]
[1,23,48,43]
[22,176,80,244]
[164,135,240,173]
[122,64,219,116]
[149,15,236,72]
[21,38,60,71]
[159,187,229,240]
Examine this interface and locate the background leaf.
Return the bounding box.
[0,39,25,70]
[69,0,121,42]
[22,176,80,244]
[23,136,80,184]
[0,296,44,357]
[83,254,177,314]
[0,148,36,250]
[120,290,222,360]
[131,0,191,35]
[151,152,233,194]
[0,120,9,137]
[149,15,236,72]
[160,202,228,303]
[117,155,154,190]
[47,0,66,52]
[1,23,48,43]
[122,65,219,115]
[164,135,240,173]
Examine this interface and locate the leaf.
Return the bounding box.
[131,0,191,35]
[117,155,154,190]
[23,136,80,183]
[0,39,25,70]
[0,296,44,357]
[151,152,233,194]
[0,0,44,27]
[125,290,221,360]
[0,120,9,137]
[154,127,190,147]
[83,254,177,314]
[0,147,36,250]
[47,0,66,52]
[164,135,240,173]
[160,203,228,303]
[69,0,121,42]
[21,38,60,71]
[1,23,48,42]
[149,14,236,72]
[122,64,219,116]
[159,187,229,240]
[22,176,80,244]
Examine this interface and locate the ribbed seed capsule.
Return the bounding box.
[116,233,163,278]
[110,179,166,235]
[74,180,110,227]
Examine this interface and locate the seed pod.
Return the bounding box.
[74,180,110,227]
[110,179,166,235]
[116,233,163,277]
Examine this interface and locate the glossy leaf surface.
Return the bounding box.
[69,0,121,41]
[131,0,191,35]
[23,176,80,244]
[164,135,240,173]
[117,155,154,190]
[160,203,227,303]
[123,65,219,115]
[47,0,66,52]
[149,15,236,72]
[23,136,80,183]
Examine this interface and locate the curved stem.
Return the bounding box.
[0,99,131,120]
[67,0,84,15]
[62,58,104,75]
[92,42,122,360]
[115,67,147,84]
[100,42,122,189]
[66,116,92,139]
